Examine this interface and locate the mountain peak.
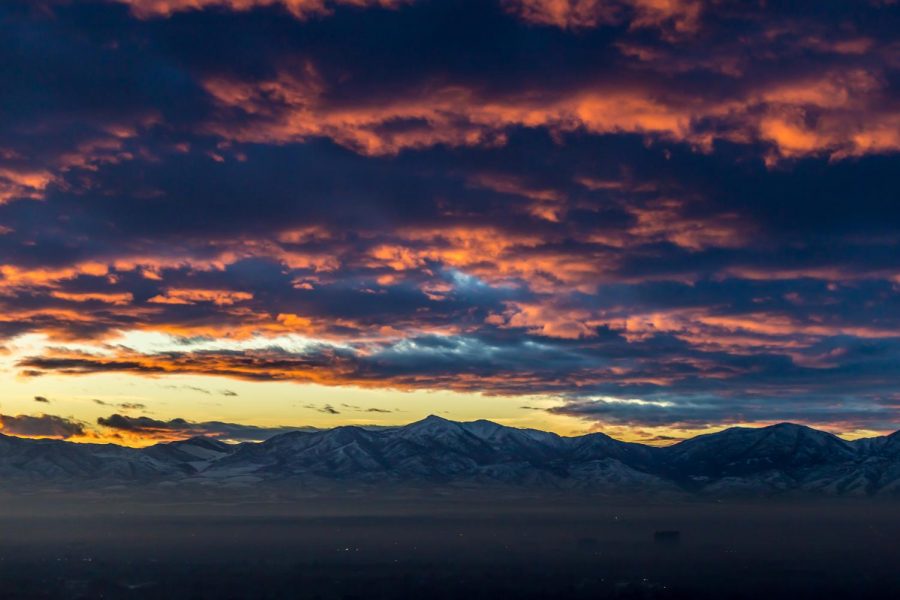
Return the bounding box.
[419,414,452,423]
[693,422,827,441]
[765,422,815,432]
[759,423,851,446]
[407,414,457,429]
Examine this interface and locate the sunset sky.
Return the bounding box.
[1,0,899,446]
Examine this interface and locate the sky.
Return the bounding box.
[0,0,899,446]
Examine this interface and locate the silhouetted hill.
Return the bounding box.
[0,418,898,497]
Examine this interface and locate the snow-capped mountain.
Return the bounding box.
[1,417,898,497]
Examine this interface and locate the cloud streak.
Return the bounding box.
[0,413,86,439]
[95,413,309,442]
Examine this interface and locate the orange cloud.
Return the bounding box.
[0,167,53,204]
[147,288,254,306]
[487,300,900,362]
[50,291,135,305]
[0,262,110,290]
[486,302,601,339]
[468,173,566,221]
[117,0,407,19]
[201,63,900,161]
[362,225,613,293]
[504,0,702,35]
[625,198,751,251]
[0,118,151,206]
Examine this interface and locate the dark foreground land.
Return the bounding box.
[0,494,897,599]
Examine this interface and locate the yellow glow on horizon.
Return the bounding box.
[1,333,893,448]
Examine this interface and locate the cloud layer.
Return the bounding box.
[1,0,899,436]
[0,411,311,443]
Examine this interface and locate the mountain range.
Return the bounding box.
[2,416,899,497]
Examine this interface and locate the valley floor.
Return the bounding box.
[0,496,897,599]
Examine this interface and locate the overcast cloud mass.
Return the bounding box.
[0,0,899,442]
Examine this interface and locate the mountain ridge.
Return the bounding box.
[1,417,898,497]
